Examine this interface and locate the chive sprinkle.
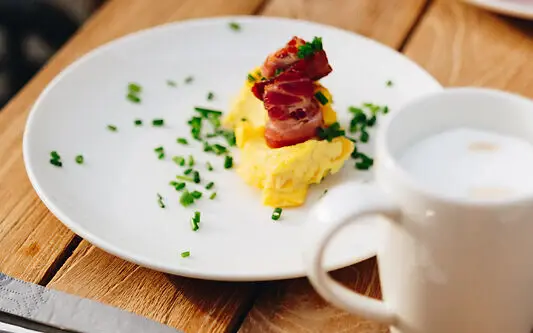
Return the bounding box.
[185,76,194,84]
[184,168,193,175]
[314,91,329,105]
[175,182,186,191]
[180,190,195,207]
[181,251,190,258]
[207,92,215,101]
[50,151,60,160]
[167,80,177,87]
[229,22,241,31]
[190,211,200,231]
[272,207,282,221]
[192,171,201,184]
[157,193,165,208]
[177,138,188,145]
[205,182,214,190]
[50,159,62,167]
[386,80,393,87]
[188,155,195,167]
[107,125,118,132]
[194,107,223,118]
[75,155,84,164]
[128,83,142,93]
[206,162,214,171]
[134,119,143,126]
[152,119,164,126]
[127,93,141,103]
[158,152,165,159]
[224,155,233,169]
[154,146,164,153]
[176,175,194,182]
[247,74,256,83]
[209,192,217,200]
[172,156,185,166]
[191,190,202,199]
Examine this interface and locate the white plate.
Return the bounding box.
[463,0,533,19]
[23,16,441,281]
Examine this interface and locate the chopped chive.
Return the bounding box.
[157,193,165,208]
[184,168,193,175]
[176,175,194,182]
[193,171,201,184]
[193,211,201,223]
[219,130,236,147]
[190,219,199,231]
[175,182,186,191]
[224,155,233,169]
[75,155,84,164]
[50,159,62,167]
[181,251,190,258]
[127,93,141,103]
[177,138,188,145]
[383,106,389,114]
[314,91,329,105]
[247,74,256,83]
[229,22,241,31]
[172,156,185,166]
[169,181,178,186]
[206,133,218,138]
[366,115,377,127]
[194,107,223,118]
[360,130,369,143]
[128,83,142,94]
[203,142,213,152]
[212,144,228,155]
[191,190,202,199]
[180,190,195,207]
[386,80,393,87]
[190,211,200,231]
[297,37,323,59]
[205,182,214,190]
[107,125,118,132]
[317,122,345,142]
[134,119,143,126]
[152,119,164,126]
[207,92,215,101]
[158,152,165,159]
[167,80,177,87]
[272,207,282,221]
[209,192,217,200]
[154,146,164,153]
[206,162,214,171]
[188,116,203,141]
[188,155,195,167]
[185,76,194,84]
[50,151,60,160]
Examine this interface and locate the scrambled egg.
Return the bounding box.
[223,69,353,207]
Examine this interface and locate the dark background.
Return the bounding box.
[0,0,104,108]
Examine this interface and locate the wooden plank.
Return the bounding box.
[0,0,263,329]
[239,259,386,333]
[238,1,429,331]
[49,241,257,333]
[404,0,533,94]
[261,0,429,48]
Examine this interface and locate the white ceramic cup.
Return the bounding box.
[304,87,533,333]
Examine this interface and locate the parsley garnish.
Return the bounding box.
[297,37,323,59]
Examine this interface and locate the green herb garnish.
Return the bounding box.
[297,37,323,59]
[207,92,215,101]
[157,193,165,208]
[247,74,256,83]
[134,119,143,126]
[180,190,195,207]
[191,190,202,199]
[272,207,282,221]
[188,155,195,167]
[128,83,142,94]
[167,80,177,87]
[75,155,84,164]
[205,182,214,190]
[185,76,194,84]
[224,155,233,169]
[152,119,164,127]
[206,162,214,171]
[386,80,393,87]
[209,192,217,200]
[184,168,193,175]
[50,159,62,167]
[176,175,194,182]
[194,107,223,118]
[219,130,236,147]
[354,152,374,170]
[212,144,228,155]
[177,138,188,145]
[275,68,284,76]
[127,93,141,104]
[314,91,329,105]
[317,122,345,142]
[51,151,60,160]
[190,211,201,231]
[229,22,241,31]
[188,116,203,141]
[192,171,201,184]
[181,251,190,258]
[107,125,117,132]
[172,156,185,166]
[175,182,186,191]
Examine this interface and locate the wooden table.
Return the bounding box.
[1,0,532,332]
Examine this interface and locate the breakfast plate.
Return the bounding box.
[463,0,533,19]
[23,16,441,281]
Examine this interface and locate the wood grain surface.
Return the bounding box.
[2,0,533,332]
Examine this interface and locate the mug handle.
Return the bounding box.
[304,182,400,325]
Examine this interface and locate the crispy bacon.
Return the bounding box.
[252,36,333,148]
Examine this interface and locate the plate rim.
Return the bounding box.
[22,15,442,281]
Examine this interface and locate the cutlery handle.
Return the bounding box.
[304,182,399,324]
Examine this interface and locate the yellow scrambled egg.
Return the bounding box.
[223,69,353,207]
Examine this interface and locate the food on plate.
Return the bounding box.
[223,36,353,208]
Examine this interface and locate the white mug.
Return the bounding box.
[304,88,533,333]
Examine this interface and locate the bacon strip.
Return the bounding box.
[252,36,332,148]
